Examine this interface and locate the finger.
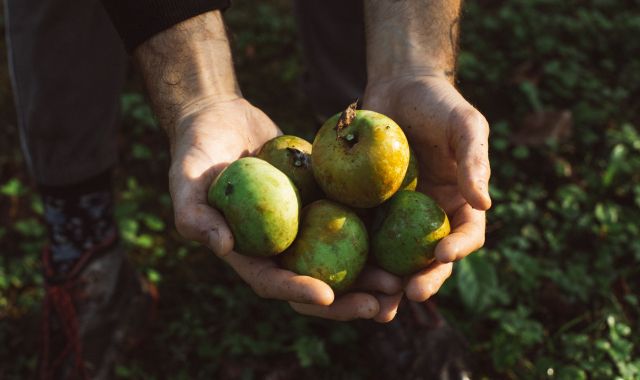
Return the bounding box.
[174,202,235,258]
[405,262,453,302]
[169,158,236,257]
[351,265,403,295]
[289,293,380,321]
[373,292,403,323]
[435,204,486,263]
[223,252,335,305]
[450,107,492,210]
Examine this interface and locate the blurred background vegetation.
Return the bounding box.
[1,1,639,379]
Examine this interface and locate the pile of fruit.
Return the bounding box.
[208,103,450,293]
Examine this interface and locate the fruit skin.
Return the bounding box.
[280,200,368,293]
[371,190,450,276]
[257,135,323,205]
[312,109,410,208]
[207,157,300,257]
[400,147,419,191]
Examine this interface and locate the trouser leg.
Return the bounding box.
[4,0,127,186]
[294,0,367,121]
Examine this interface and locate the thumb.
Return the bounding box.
[450,106,492,210]
[174,203,234,257]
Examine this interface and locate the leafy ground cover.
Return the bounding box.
[1,1,639,379]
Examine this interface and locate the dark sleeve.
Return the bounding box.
[101,0,231,53]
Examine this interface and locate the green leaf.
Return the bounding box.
[147,269,161,284]
[132,143,152,160]
[1,178,26,197]
[456,250,499,312]
[595,202,619,225]
[13,218,45,238]
[0,270,8,289]
[142,214,165,231]
[135,234,154,248]
[292,336,329,368]
[603,144,627,187]
[519,81,544,111]
[119,219,139,243]
[512,145,530,159]
[556,366,588,380]
[30,196,44,215]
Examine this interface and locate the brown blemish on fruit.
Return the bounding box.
[224,182,233,196]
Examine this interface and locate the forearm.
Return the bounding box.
[364,0,461,82]
[134,11,241,140]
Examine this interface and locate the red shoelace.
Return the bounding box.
[39,233,117,380]
[41,278,88,380]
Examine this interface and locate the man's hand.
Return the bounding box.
[364,0,491,302]
[364,76,490,302]
[134,11,402,322]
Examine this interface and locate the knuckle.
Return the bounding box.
[454,107,490,136]
[251,284,268,299]
[476,113,490,135]
[173,210,191,238]
[470,154,491,172]
[167,164,183,188]
[476,233,486,250]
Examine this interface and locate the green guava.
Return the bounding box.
[280,200,368,293]
[257,135,323,205]
[207,157,300,257]
[400,147,419,191]
[311,103,410,208]
[371,190,450,276]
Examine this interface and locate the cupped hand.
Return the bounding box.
[364,75,491,302]
[168,97,402,321]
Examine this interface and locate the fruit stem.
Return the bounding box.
[335,100,358,134]
[286,147,310,168]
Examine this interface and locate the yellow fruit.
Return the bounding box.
[312,103,410,208]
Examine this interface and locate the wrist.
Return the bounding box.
[169,97,248,155]
[367,67,453,88]
[364,0,460,84]
[365,73,453,99]
[134,11,241,135]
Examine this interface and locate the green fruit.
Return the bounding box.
[312,103,410,208]
[400,147,419,191]
[280,200,368,293]
[371,190,450,276]
[207,157,300,257]
[257,135,323,205]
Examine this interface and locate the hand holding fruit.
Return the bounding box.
[168,98,401,321]
[364,75,492,302]
[168,98,335,302]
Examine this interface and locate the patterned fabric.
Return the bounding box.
[40,172,116,273]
